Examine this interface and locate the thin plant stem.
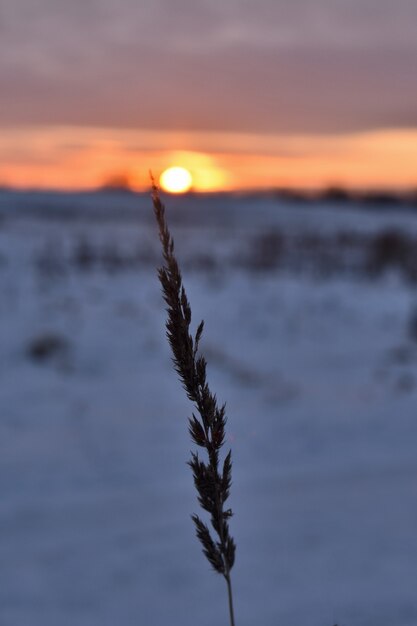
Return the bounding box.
[226,573,236,626]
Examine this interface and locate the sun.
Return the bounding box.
[160,166,193,194]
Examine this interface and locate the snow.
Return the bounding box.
[0,191,416,626]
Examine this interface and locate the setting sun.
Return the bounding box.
[160,166,193,193]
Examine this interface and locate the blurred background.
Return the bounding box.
[1,2,417,625]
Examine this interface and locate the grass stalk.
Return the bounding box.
[151,180,237,626]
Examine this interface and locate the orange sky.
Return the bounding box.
[1,1,417,192]
[1,126,416,192]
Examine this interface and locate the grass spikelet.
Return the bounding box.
[151,179,236,626]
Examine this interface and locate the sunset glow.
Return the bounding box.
[1,126,416,193]
[160,167,193,194]
[1,1,416,194]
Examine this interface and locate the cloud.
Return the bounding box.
[1,0,417,133]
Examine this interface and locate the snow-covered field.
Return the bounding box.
[0,191,416,626]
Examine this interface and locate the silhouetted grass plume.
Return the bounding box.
[151,181,236,626]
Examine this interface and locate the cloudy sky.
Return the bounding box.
[1,0,417,190]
